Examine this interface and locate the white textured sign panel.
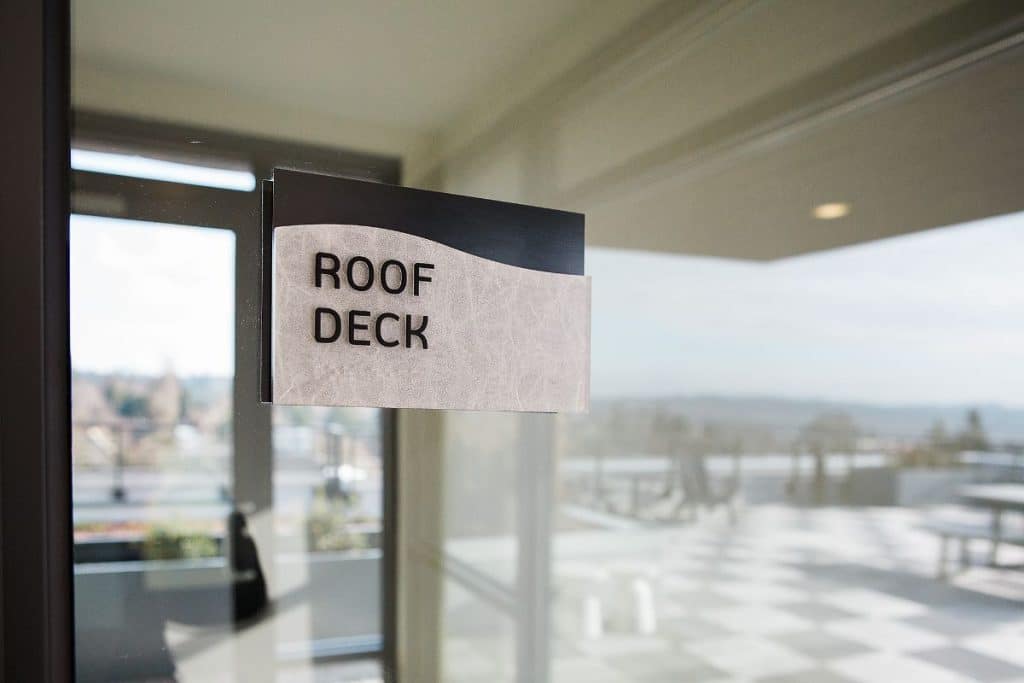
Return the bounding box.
[272,224,590,412]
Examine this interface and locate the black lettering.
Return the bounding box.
[314,307,341,342]
[405,314,429,349]
[413,263,434,296]
[380,259,407,294]
[375,312,400,347]
[348,310,371,345]
[346,256,374,291]
[315,252,340,288]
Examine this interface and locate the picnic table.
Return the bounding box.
[958,483,1024,564]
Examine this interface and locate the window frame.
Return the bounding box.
[0,0,73,679]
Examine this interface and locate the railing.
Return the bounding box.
[72,419,381,503]
[558,450,1020,518]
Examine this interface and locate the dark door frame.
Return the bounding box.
[0,0,73,680]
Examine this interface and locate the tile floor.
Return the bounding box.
[548,506,1024,682]
[443,505,1024,682]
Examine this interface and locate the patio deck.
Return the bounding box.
[442,505,1024,682]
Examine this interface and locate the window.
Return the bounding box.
[68,124,399,682]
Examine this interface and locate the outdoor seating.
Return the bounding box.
[630,453,741,524]
[921,504,1024,579]
[676,454,740,524]
[554,560,662,640]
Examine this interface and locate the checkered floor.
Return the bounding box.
[443,506,1024,682]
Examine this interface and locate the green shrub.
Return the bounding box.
[142,524,219,560]
[306,489,367,553]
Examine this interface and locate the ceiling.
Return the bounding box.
[583,47,1024,260]
[73,0,624,130]
[72,0,1024,260]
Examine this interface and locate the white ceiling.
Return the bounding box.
[72,0,1024,259]
[73,0,605,130]
[583,47,1024,259]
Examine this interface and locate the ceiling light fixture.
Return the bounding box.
[812,202,851,220]
[71,149,256,191]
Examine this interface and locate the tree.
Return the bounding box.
[927,420,948,450]
[116,394,149,418]
[148,371,182,424]
[104,381,149,418]
[799,412,859,455]
[957,408,989,451]
[799,412,859,505]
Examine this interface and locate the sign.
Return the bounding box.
[262,169,590,412]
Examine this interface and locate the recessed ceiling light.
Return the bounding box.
[812,202,851,220]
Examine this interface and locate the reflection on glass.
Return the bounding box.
[546,214,1024,681]
[71,214,386,681]
[71,215,239,681]
[272,405,384,658]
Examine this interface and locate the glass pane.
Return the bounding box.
[272,405,383,655]
[71,215,239,681]
[442,580,517,683]
[70,194,387,681]
[551,215,1024,682]
[71,1,1024,681]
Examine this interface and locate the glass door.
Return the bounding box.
[57,2,1024,682]
[69,123,398,682]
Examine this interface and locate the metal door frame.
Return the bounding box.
[0,0,73,679]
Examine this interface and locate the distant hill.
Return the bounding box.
[72,370,1024,444]
[594,394,1024,443]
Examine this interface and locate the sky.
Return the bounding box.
[588,212,1024,406]
[70,210,1023,407]
[70,214,235,377]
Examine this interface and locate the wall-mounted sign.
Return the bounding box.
[261,169,590,412]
